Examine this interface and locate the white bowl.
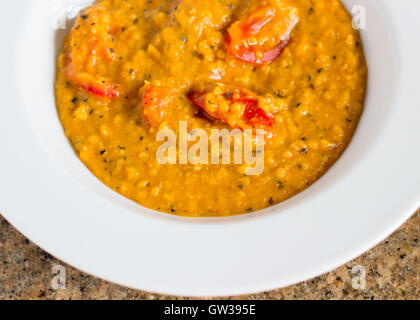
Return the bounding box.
[0,0,419,297]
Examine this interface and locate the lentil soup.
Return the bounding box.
[55,0,367,217]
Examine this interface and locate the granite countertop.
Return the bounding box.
[0,209,418,300]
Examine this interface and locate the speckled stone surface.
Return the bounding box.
[0,209,418,300]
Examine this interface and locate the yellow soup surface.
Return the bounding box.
[55,0,367,217]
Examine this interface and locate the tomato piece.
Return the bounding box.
[188,84,273,129]
[240,6,276,36]
[65,7,120,98]
[243,100,273,127]
[66,64,119,99]
[142,85,177,127]
[226,4,299,65]
[225,34,289,66]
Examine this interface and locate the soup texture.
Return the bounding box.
[55,0,367,217]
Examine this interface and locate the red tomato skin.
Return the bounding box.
[226,34,290,65]
[240,6,276,36]
[188,86,273,129]
[243,100,273,127]
[142,85,176,127]
[85,84,119,99]
[225,5,298,65]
